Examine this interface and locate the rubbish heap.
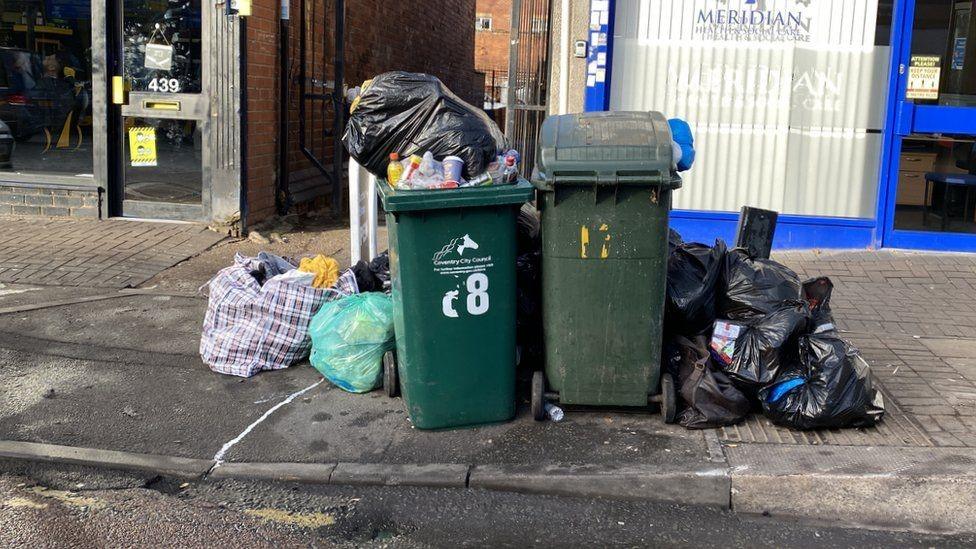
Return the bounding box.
[663,234,886,431]
[198,69,885,435]
[201,71,532,432]
[200,250,396,394]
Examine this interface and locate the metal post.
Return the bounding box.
[505,0,522,141]
[277,0,291,215]
[332,0,346,218]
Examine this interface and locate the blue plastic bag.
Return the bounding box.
[309,292,395,393]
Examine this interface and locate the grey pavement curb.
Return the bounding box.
[0,440,727,508]
[209,462,337,484]
[468,463,731,507]
[4,439,976,534]
[331,462,470,488]
[0,293,127,315]
[0,441,212,479]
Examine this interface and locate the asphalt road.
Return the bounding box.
[1,469,973,548]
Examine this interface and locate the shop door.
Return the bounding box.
[884,0,976,250]
[111,0,208,221]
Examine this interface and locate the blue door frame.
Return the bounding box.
[584,0,976,252]
[879,0,976,251]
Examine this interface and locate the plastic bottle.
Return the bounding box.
[502,153,519,183]
[545,403,564,422]
[387,153,403,188]
[402,154,423,185]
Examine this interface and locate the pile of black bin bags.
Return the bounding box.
[664,232,886,430]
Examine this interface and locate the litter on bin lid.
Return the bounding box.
[387,149,522,190]
[343,71,505,180]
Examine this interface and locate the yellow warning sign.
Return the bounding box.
[128,126,157,167]
[906,55,941,100]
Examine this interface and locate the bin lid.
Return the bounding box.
[534,111,677,190]
[378,180,534,213]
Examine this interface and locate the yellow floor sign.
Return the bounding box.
[128,126,158,167]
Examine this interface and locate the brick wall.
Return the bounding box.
[475,0,512,74]
[245,0,281,223]
[245,0,480,225]
[0,185,100,218]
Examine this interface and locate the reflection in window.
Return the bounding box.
[123,116,202,204]
[894,136,976,234]
[911,0,976,106]
[123,0,202,94]
[0,1,93,176]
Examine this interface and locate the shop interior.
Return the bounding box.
[895,0,976,234]
[0,0,93,176]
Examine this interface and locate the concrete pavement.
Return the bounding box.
[3,238,976,534]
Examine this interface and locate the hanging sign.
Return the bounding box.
[906,55,941,100]
[129,127,158,167]
[145,43,173,71]
[144,24,174,71]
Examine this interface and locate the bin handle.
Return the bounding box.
[545,172,680,188]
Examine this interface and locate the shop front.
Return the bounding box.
[585,0,976,252]
[0,0,243,223]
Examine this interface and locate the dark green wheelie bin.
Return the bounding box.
[530,111,681,422]
[378,181,534,430]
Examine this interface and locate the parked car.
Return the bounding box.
[0,119,13,168]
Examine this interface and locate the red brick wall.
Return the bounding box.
[245,0,281,222]
[475,0,511,74]
[245,0,480,225]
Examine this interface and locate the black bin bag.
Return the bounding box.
[724,302,810,392]
[666,239,727,336]
[673,336,750,430]
[343,71,505,179]
[719,248,802,321]
[802,276,835,328]
[759,330,886,430]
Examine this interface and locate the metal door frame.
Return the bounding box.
[505,0,552,178]
[108,0,212,222]
[880,0,976,251]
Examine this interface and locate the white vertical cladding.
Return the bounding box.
[610,0,889,219]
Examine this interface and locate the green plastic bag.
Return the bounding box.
[309,292,395,393]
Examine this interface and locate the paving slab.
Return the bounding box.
[0,217,224,289]
[727,444,976,534]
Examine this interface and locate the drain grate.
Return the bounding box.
[718,386,934,447]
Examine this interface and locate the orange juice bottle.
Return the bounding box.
[387,153,403,188]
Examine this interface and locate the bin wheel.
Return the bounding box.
[660,372,677,424]
[383,350,399,398]
[531,371,546,421]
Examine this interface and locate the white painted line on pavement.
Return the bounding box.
[212,379,324,466]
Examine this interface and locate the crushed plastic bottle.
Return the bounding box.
[544,402,564,422]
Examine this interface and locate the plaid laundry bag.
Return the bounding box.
[200,253,358,377]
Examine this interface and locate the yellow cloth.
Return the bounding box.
[298,255,340,289]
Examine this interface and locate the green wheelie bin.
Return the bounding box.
[378,181,534,430]
[530,111,681,422]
